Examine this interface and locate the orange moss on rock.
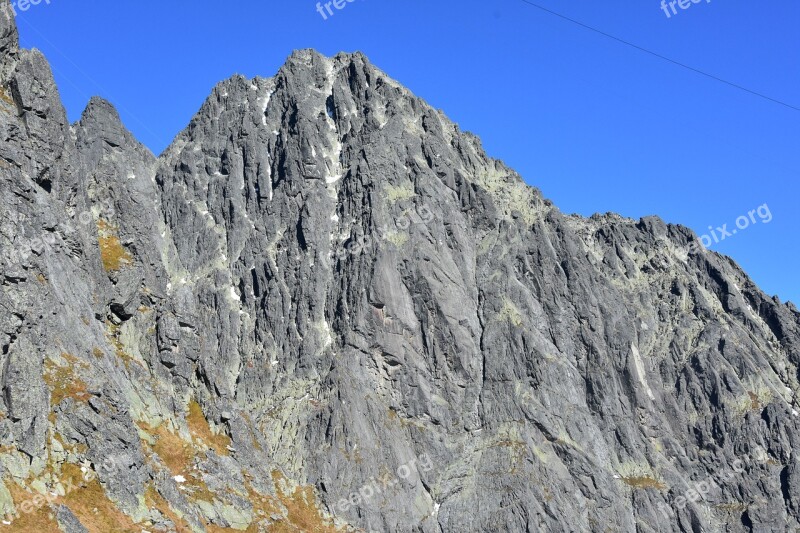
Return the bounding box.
[145,485,192,532]
[147,422,193,477]
[3,464,139,533]
[97,220,132,272]
[58,464,139,533]
[44,355,90,406]
[0,86,13,106]
[267,471,338,533]
[187,401,231,456]
[139,420,217,505]
[4,482,60,532]
[621,476,667,490]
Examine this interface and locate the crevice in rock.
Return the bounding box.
[740,510,753,532]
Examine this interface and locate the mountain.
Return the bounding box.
[1,4,800,532]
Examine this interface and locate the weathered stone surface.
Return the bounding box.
[55,505,88,533]
[0,2,799,531]
[0,0,16,81]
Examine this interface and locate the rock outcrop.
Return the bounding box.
[1,4,799,532]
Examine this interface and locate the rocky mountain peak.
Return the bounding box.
[1,7,799,532]
[78,97,129,137]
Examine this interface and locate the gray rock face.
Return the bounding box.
[1,4,799,532]
[0,1,16,81]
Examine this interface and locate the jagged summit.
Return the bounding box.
[79,96,125,127]
[76,97,155,157]
[0,0,18,80]
[1,3,800,532]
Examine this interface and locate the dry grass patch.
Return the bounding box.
[187,401,231,456]
[267,471,338,533]
[239,480,283,532]
[147,422,192,477]
[4,482,60,532]
[4,464,139,533]
[734,386,773,416]
[0,86,13,106]
[621,476,666,490]
[44,354,90,406]
[495,439,526,450]
[144,485,192,532]
[97,220,132,272]
[748,392,760,411]
[139,409,339,532]
[0,86,14,115]
[58,464,139,533]
[140,420,216,504]
[714,502,748,513]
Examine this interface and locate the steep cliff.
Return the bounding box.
[1,4,799,532]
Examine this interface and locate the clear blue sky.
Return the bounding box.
[14,0,799,304]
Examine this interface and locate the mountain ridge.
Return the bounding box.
[2,4,800,532]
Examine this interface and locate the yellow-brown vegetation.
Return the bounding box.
[4,482,60,532]
[3,464,139,533]
[187,401,231,457]
[748,391,761,411]
[104,321,137,369]
[133,411,342,532]
[97,220,132,272]
[44,354,90,406]
[0,87,13,106]
[146,422,192,477]
[621,476,666,490]
[58,464,139,533]
[265,471,338,533]
[140,418,216,504]
[144,485,192,532]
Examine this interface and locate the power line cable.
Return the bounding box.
[17,16,172,150]
[517,0,800,113]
